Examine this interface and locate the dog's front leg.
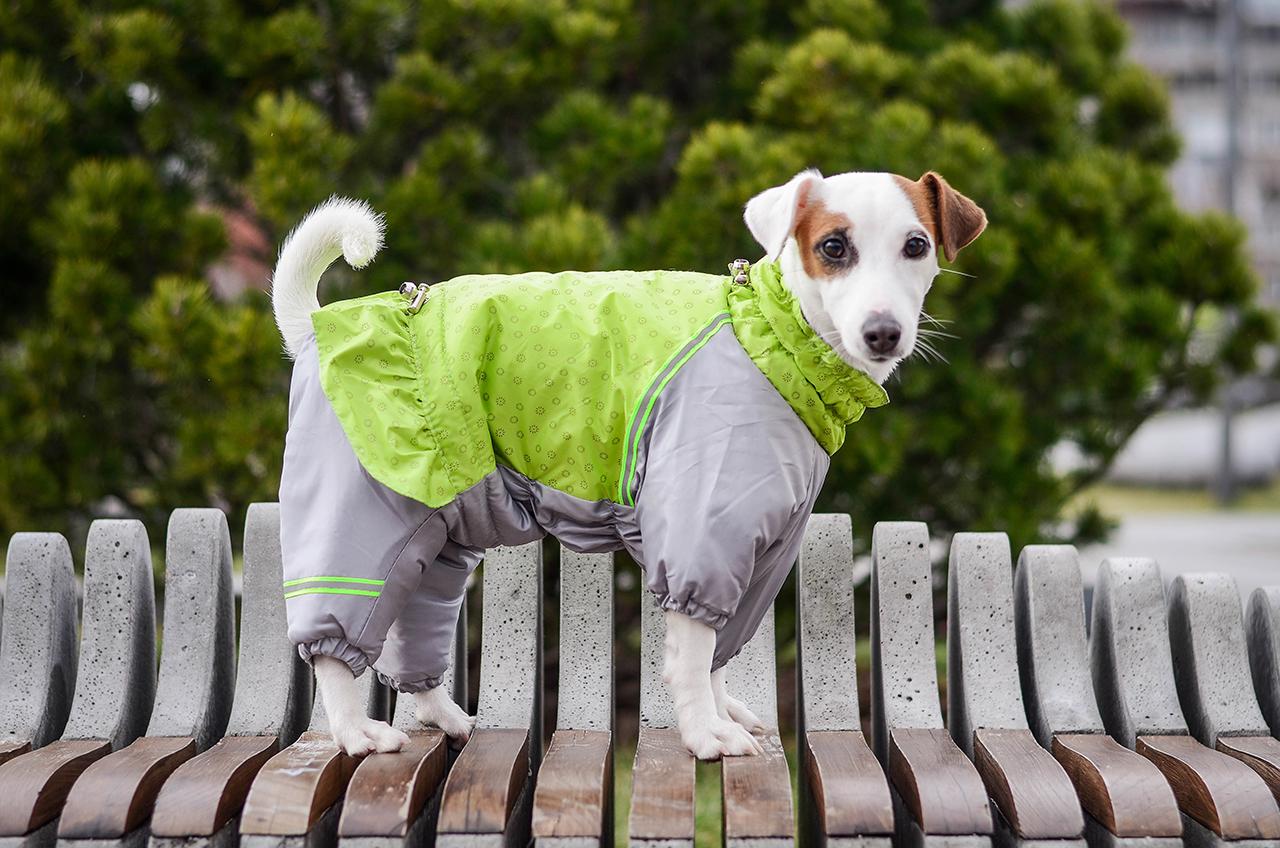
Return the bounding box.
[314,655,410,756]
[710,666,766,733]
[663,610,763,759]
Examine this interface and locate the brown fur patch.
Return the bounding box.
[892,174,939,243]
[894,172,988,262]
[793,184,854,280]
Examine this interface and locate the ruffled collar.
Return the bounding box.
[727,260,889,453]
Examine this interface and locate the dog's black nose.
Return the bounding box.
[862,315,902,357]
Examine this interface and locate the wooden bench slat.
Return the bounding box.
[1138,733,1280,838]
[888,727,992,836]
[57,736,197,838]
[1217,735,1280,805]
[971,728,1082,839]
[437,728,530,834]
[0,741,32,766]
[339,731,449,838]
[150,735,280,837]
[531,729,611,839]
[804,730,893,836]
[723,734,793,839]
[1051,733,1180,837]
[240,730,357,836]
[0,739,111,834]
[629,727,695,841]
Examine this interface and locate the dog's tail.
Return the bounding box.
[272,196,385,359]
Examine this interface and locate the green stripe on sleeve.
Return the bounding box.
[282,576,386,588]
[284,586,381,600]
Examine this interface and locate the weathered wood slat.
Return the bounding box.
[1137,734,1280,838]
[57,736,196,838]
[339,731,448,838]
[239,730,358,835]
[437,728,530,834]
[0,739,110,834]
[530,729,611,839]
[1050,733,1180,837]
[803,731,893,837]
[723,734,793,840]
[888,727,992,836]
[629,727,695,841]
[1216,735,1280,805]
[150,735,280,837]
[971,728,1082,839]
[0,740,32,766]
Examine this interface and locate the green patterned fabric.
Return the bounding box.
[311,263,888,509]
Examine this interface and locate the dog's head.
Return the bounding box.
[745,169,986,383]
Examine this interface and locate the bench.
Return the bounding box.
[3,506,1280,848]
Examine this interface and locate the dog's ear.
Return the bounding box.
[919,172,986,262]
[744,169,824,261]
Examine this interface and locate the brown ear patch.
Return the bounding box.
[894,172,987,262]
[793,183,853,280]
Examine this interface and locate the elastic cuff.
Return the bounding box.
[656,594,730,631]
[374,669,444,695]
[298,637,371,678]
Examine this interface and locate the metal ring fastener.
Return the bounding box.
[728,258,750,285]
[400,281,431,314]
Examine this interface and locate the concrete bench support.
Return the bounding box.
[531,549,614,848]
[0,533,79,761]
[1168,573,1280,808]
[436,542,543,848]
[797,514,892,848]
[947,533,1085,848]
[869,522,991,848]
[1246,588,1280,738]
[1091,558,1280,846]
[150,503,313,848]
[58,508,237,848]
[1013,545,1180,848]
[0,520,157,848]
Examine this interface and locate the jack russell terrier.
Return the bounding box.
[272,169,985,759]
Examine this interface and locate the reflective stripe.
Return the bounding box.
[282,576,386,588]
[617,313,732,506]
[284,586,381,600]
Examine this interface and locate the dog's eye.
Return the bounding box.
[903,235,929,259]
[818,237,846,261]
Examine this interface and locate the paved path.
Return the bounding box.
[1078,511,1280,598]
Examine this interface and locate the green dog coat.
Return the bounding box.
[280,260,888,691]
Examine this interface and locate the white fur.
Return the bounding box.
[313,655,410,755]
[271,196,385,359]
[663,610,764,759]
[745,170,940,384]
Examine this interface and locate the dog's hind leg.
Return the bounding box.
[314,655,411,755]
[711,665,766,733]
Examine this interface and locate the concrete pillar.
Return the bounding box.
[1246,587,1280,737]
[0,534,79,750]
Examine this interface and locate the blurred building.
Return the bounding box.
[1116,0,1280,308]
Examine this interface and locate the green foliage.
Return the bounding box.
[0,0,1272,554]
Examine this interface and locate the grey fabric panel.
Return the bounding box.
[375,538,483,693]
[631,327,828,668]
[280,336,448,676]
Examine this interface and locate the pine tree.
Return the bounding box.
[0,0,1272,548]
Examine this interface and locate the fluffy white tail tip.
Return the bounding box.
[272,196,385,359]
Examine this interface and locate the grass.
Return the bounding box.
[1070,478,1280,515]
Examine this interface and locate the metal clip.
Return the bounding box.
[399,281,431,314]
[728,258,750,285]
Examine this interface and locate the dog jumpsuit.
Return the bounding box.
[280,260,888,693]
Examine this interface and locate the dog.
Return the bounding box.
[271,169,985,759]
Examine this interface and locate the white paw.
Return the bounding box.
[718,693,766,735]
[679,714,764,760]
[414,688,476,744]
[331,716,410,757]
